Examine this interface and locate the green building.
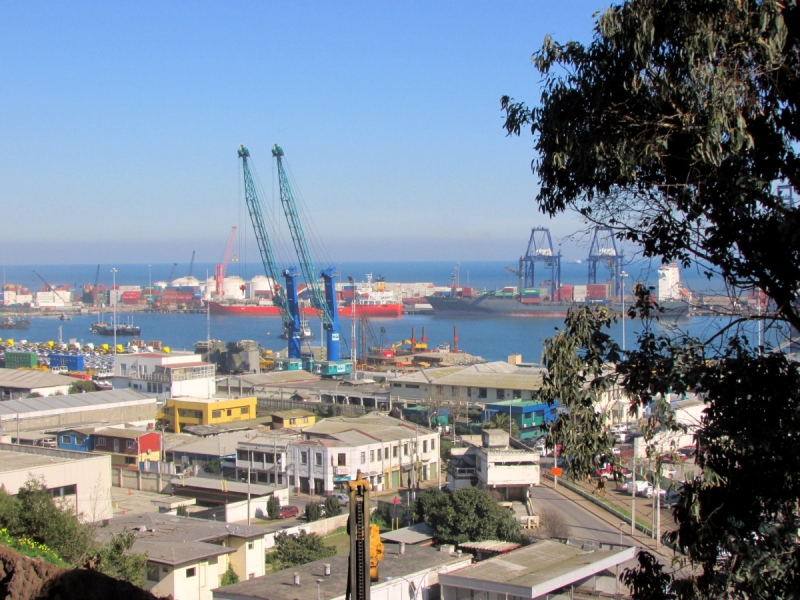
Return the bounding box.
[3,351,38,369]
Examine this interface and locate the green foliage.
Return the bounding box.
[0,527,69,567]
[324,496,341,517]
[0,485,20,533]
[25,392,43,398]
[415,488,521,546]
[481,412,519,439]
[267,495,281,520]
[304,501,321,522]
[273,530,336,568]
[203,458,222,475]
[176,505,189,517]
[96,530,147,588]
[68,379,98,394]
[440,439,453,462]
[220,565,240,586]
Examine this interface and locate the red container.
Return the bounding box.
[520,297,541,304]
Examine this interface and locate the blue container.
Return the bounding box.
[49,354,85,371]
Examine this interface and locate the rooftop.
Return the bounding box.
[94,427,156,440]
[168,396,254,405]
[213,541,468,600]
[165,430,258,457]
[0,369,80,390]
[439,540,636,598]
[271,408,316,419]
[0,444,106,473]
[0,388,157,419]
[303,413,435,444]
[171,475,280,497]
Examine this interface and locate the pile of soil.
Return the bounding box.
[0,546,169,600]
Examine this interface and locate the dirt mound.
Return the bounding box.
[0,546,169,600]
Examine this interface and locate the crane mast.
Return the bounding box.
[215,225,237,297]
[238,145,303,358]
[272,144,343,362]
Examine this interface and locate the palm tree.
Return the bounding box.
[482,411,520,438]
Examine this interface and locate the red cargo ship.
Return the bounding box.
[207,300,402,318]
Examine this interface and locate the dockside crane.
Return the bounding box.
[166,263,178,283]
[520,227,561,300]
[272,144,347,370]
[238,145,303,358]
[215,226,237,297]
[186,250,196,279]
[587,226,624,300]
[33,270,68,306]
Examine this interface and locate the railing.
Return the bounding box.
[122,366,214,383]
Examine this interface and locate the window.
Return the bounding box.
[212,410,221,418]
[289,418,297,425]
[337,453,346,466]
[315,453,322,466]
[377,448,382,461]
[497,389,506,400]
[146,563,160,582]
[227,409,232,416]
[61,435,71,445]
[96,437,106,447]
[253,452,264,463]
[301,451,308,465]
[248,541,255,550]
[405,384,420,389]
[302,417,308,424]
[186,567,196,578]
[75,437,84,445]
[237,449,248,461]
[393,446,398,458]
[241,406,249,414]
[404,443,409,456]
[126,440,134,449]
[360,452,366,464]
[48,484,77,497]
[265,452,275,464]
[513,390,522,399]
[478,388,488,399]
[125,457,136,465]
[370,450,375,462]
[423,440,428,453]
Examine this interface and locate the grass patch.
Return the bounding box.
[321,531,352,555]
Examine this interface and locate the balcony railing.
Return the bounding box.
[120,366,214,383]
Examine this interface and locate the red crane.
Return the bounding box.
[215,226,237,297]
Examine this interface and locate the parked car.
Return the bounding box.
[277,505,300,519]
[610,424,629,434]
[595,463,631,480]
[323,493,349,506]
[618,478,649,494]
[660,450,688,464]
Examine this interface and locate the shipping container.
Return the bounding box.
[50,354,85,371]
[587,284,607,300]
[3,351,38,369]
[519,297,541,304]
[574,285,588,303]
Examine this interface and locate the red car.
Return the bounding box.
[277,505,300,519]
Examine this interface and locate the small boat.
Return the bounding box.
[59,313,71,321]
[0,317,31,330]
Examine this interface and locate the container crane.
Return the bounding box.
[186,250,196,278]
[238,145,303,358]
[587,226,624,300]
[272,144,348,372]
[166,263,178,283]
[215,225,237,297]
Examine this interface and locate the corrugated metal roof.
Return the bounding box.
[0,369,75,390]
[380,523,434,544]
[433,371,544,390]
[94,427,154,440]
[457,540,521,552]
[0,388,156,417]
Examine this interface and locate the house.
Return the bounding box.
[113,352,216,399]
[0,442,112,520]
[0,369,75,400]
[235,429,302,486]
[0,389,158,432]
[446,430,540,500]
[157,396,258,433]
[285,414,440,494]
[389,361,545,404]
[56,428,95,452]
[212,541,472,600]
[91,428,161,469]
[483,399,557,440]
[439,539,636,600]
[269,408,316,430]
[97,513,265,600]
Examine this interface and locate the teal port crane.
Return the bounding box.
[238,145,303,358]
[272,144,348,372]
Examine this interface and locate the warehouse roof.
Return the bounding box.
[166,430,256,457]
[392,361,546,390]
[270,408,315,419]
[0,369,75,390]
[304,413,434,443]
[0,388,157,421]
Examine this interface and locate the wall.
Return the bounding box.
[112,467,171,493]
[263,512,351,549]
[0,400,157,431]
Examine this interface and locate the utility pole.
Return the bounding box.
[631,455,636,536]
[111,268,118,355]
[247,464,252,525]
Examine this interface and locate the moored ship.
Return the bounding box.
[0,317,31,330]
[207,300,403,318]
[90,322,142,336]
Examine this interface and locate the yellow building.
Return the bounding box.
[158,396,258,433]
[270,409,316,430]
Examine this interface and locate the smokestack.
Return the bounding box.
[421,326,427,343]
[293,572,300,586]
[453,326,458,353]
[400,542,406,555]
[324,564,331,576]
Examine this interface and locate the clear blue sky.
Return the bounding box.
[0,1,611,265]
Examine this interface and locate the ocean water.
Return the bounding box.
[3,261,772,363]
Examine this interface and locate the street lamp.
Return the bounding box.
[620,271,629,352]
[110,268,118,355]
[316,579,324,600]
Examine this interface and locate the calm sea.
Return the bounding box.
[3,261,774,363]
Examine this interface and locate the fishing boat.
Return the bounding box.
[0,317,31,330]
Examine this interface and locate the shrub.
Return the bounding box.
[267,496,280,520]
[324,496,341,517]
[305,501,321,522]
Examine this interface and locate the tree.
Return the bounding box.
[501,2,800,596]
[415,488,521,546]
[220,565,240,586]
[267,495,281,520]
[304,501,321,522]
[176,505,189,517]
[324,496,341,517]
[0,485,20,533]
[203,458,222,475]
[95,530,147,588]
[537,508,571,540]
[69,380,98,394]
[440,439,454,462]
[482,411,520,439]
[273,530,336,568]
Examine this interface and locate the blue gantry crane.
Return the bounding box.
[519,227,561,301]
[587,226,624,300]
[238,145,304,359]
[272,144,351,375]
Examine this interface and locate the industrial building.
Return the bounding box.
[0,369,75,400]
[0,442,112,521]
[97,513,265,600]
[0,388,158,434]
[157,396,258,433]
[483,399,557,440]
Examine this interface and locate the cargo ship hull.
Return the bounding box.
[425,295,690,318]
[208,301,403,318]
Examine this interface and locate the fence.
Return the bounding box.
[111,468,171,493]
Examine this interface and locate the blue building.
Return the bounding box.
[56,428,95,452]
[483,399,559,440]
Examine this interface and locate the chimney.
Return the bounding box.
[324,563,331,576]
[293,572,300,586]
[399,542,406,555]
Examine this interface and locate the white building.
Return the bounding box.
[35,290,71,309]
[447,429,540,500]
[657,263,685,301]
[113,352,216,399]
[0,442,113,520]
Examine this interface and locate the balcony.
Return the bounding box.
[121,366,214,383]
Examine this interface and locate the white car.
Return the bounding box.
[611,447,621,455]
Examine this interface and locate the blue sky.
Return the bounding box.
[1,1,611,265]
